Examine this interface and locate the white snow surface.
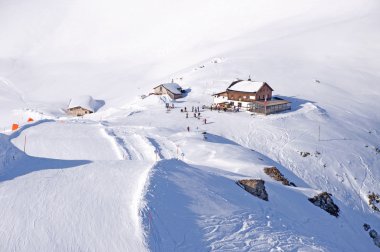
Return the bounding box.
[227,80,265,93]
[0,0,380,251]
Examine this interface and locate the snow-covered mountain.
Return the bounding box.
[0,0,379,251]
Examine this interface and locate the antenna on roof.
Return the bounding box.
[248,75,252,81]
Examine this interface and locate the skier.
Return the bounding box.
[187,126,190,132]
[186,112,188,118]
[204,118,207,124]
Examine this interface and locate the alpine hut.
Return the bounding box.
[212,78,291,115]
[153,82,184,100]
[67,95,96,116]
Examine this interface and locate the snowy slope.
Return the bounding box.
[0,122,151,251]
[0,0,380,251]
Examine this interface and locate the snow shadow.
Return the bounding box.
[0,122,91,183]
[180,88,192,98]
[0,153,91,183]
[204,133,239,146]
[275,95,316,112]
[143,159,277,251]
[93,99,105,112]
[146,137,164,159]
[143,159,206,251]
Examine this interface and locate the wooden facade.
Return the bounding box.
[213,80,291,114]
[153,84,183,100]
[250,98,291,115]
[213,81,274,108]
[67,107,93,116]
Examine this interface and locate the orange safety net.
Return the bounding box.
[12,124,19,131]
[27,118,34,122]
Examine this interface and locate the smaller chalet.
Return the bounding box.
[67,95,96,116]
[212,79,291,115]
[153,82,183,100]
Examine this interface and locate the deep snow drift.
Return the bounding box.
[0,0,380,251]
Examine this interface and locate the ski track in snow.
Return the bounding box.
[1,1,380,249]
[0,120,156,252]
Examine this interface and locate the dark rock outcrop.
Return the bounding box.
[370,230,378,239]
[308,192,340,217]
[364,223,371,231]
[238,179,268,201]
[368,192,380,212]
[263,167,296,187]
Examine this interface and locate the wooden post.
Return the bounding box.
[23,135,27,153]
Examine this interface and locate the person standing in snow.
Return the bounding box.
[186,112,188,118]
[187,126,190,132]
[194,113,196,118]
[204,118,207,124]
[198,112,201,117]
[184,107,187,112]
[192,106,194,112]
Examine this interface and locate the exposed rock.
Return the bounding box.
[370,230,378,239]
[238,179,268,201]
[364,223,371,231]
[374,236,380,248]
[368,192,380,212]
[300,151,310,157]
[263,167,296,187]
[308,192,340,217]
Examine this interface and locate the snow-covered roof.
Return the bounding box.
[161,83,182,95]
[227,80,265,93]
[68,95,96,111]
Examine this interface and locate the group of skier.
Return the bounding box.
[180,105,208,132]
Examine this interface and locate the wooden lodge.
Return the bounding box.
[153,82,184,100]
[67,95,95,116]
[212,78,291,115]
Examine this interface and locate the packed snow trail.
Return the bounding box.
[0,120,152,252]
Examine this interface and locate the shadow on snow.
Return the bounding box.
[0,120,91,183]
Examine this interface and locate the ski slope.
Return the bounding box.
[0,122,152,252]
[0,0,380,251]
